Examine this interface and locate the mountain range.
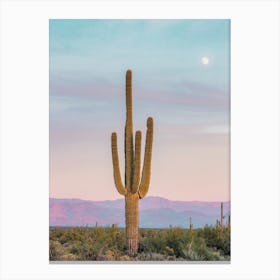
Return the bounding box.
[49,196,230,229]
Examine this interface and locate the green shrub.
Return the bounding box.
[49,226,230,261]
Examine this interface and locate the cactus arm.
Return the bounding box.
[131,131,142,194]
[138,117,153,199]
[111,132,127,196]
[126,70,133,124]
[125,70,134,190]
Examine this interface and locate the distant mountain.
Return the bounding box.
[49,196,230,228]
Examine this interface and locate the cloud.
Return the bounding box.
[134,79,229,113]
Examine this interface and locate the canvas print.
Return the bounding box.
[49,19,230,262]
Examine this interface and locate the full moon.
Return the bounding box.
[201,56,209,65]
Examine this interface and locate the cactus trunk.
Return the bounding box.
[111,70,154,256]
[125,193,139,255]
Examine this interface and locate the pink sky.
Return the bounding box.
[50,119,230,201]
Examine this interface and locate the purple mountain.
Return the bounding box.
[50,196,230,228]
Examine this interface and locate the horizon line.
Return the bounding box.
[49,195,231,203]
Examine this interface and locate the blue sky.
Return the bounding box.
[49,19,230,201]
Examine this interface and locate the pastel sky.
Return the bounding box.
[49,19,230,201]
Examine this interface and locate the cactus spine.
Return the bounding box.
[111,70,154,256]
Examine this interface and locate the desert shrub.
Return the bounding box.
[139,230,166,254]
[164,228,191,258]
[97,249,116,261]
[60,253,78,261]
[163,246,175,256]
[49,226,230,261]
[49,227,65,241]
[190,236,223,261]
[181,248,201,261]
[197,226,230,256]
[49,240,65,260]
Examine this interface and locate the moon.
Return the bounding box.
[201,56,209,65]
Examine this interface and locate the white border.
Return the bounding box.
[0,0,279,279]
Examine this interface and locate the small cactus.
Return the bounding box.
[111,70,154,255]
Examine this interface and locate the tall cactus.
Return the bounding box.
[111,69,154,256]
[220,202,225,228]
[227,214,230,229]
[189,216,193,231]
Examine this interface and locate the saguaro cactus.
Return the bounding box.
[111,70,153,256]
[227,214,230,229]
[220,202,225,228]
[189,216,193,231]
